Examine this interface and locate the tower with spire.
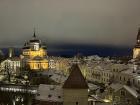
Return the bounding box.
[63,64,88,105]
[133,28,140,59]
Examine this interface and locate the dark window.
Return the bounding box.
[120,90,125,96]
[76,102,78,105]
[58,96,61,98]
[126,99,131,104]
[48,94,52,98]
[37,93,40,96]
[120,76,121,80]
[49,75,52,77]
[138,98,140,103]
[124,77,125,81]
[38,64,40,68]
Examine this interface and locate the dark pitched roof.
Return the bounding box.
[22,46,30,49]
[29,39,40,43]
[63,64,88,89]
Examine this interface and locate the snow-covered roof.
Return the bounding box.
[88,83,99,90]
[40,69,67,84]
[87,55,102,61]
[50,73,67,84]
[123,85,139,98]
[36,84,63,102]
[109,83,140,98]
[109,83,123,92]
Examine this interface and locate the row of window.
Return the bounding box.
[30,63,48,69]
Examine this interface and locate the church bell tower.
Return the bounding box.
[133,28,140,59]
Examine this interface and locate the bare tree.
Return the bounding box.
[5,62,12,83]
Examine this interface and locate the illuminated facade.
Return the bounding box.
[21,32,49,71]
[133,28,140,59]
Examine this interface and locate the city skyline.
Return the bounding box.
[0,0,140,47]
[1,1,140,105]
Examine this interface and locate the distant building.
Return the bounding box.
[133,28,140,59]
[21,31,49,71]
[0,57,21,75]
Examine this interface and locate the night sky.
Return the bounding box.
[0,0,140,48]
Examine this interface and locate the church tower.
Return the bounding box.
[63,64,88,105]
[133,28,140,59]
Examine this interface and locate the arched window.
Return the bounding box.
[37,64,40,69]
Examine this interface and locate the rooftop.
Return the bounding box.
[63,64,88,89]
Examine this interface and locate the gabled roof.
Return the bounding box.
[123,85,139,98]
[109,83,140,98]
[109,83,123,92]
[63,64,88,89]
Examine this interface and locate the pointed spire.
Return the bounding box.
[33,28,36,38]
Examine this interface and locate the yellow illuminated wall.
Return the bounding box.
[133,48,140,59]
[23,48,46,58]
[22,48,49,71]
[28,59,49,70]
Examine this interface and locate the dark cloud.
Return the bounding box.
[0,0,140,47]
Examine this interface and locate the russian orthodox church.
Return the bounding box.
[21,31,49,71]
[133,28,140,59]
